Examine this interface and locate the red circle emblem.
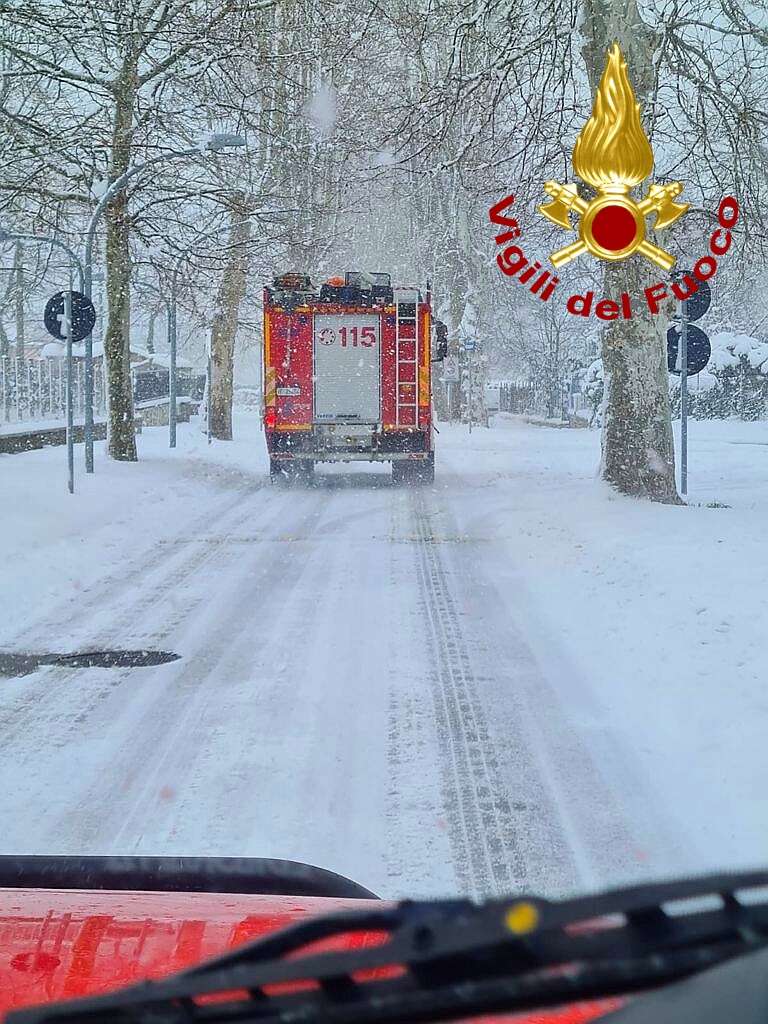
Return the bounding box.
[591,205,638,251]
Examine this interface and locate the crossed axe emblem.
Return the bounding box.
[538,181,689,272]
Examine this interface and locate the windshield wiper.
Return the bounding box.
[8,870,768,1024]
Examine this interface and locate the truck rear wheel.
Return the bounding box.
[391,462,408,485]
[295,459,315,483]
[408,453,434,485]
[392,454,435,486]
[418,451,435,485]
[270,458,315,485]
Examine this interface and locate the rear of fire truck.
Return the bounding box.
[262,271,435,484]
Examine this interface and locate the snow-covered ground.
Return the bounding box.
[0,416,102,436]
[0,413,766,900]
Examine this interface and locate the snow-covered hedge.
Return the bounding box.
[693,332,768,420]
[583,359,604,425]
[584,332,768,422]
[233,386,261,409]
[708,332,768,375]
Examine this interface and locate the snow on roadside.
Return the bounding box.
[441,415,768,875]
[0,414,267,643]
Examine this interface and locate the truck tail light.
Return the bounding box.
[265,408,277,429]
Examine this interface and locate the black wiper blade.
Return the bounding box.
[9,870,768,1024]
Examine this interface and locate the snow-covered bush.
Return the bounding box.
[707,332,768,420]
[233,386,261,410]
[583,359,604,425]
[592,331,768,422]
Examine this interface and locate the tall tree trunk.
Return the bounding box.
[14,242,24,360]
[103,67,137,461]
[146,311,155,354]
[209,206,251,440]
[580,1,680,503]
[600,260,679,500]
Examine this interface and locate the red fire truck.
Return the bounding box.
[262,271,435,484]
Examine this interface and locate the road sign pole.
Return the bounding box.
[669,270,711,497]
[83,234,95,474]
[65,278,74,494]
[169,270,179,449]
[44,289,97,487]
[206,338,212,445]
[84,313,94,472]
[680,297,688,496]
[0,230,84,490]
[468,351,473,434]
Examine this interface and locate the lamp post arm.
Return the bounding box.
[84,146,202,295]
[0,232,84,292]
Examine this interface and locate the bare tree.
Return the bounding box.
[577,26,680,500]
[578,0,765,499]
[0,0,274,459]
[209,201,252,439]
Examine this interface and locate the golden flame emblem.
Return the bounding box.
[538,44,688,270]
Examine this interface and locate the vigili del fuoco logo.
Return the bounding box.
[490,43,739,320]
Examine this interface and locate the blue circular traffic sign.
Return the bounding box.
[667,324,711,376]
[672,273,712,323]
[44,291,96,343]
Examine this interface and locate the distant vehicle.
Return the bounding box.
[485,382,501,413]
[4,856,768,1024]
[262,271,435,484]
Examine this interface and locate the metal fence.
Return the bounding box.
[498,381,590,420]
[499,383,536,414]
[134,369,207,403]
[0,358,107,427]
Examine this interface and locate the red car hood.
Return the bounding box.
[0,888,625,1023]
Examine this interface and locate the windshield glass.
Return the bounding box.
[0,0,765,915]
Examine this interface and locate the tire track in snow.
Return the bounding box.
[384,494,459,899]
[150,536,337,857]
[31,487,330,853]
[0,483,322,852]
[107,497,338,855]
[409,489,530,899]
[0,493,268,759]
[430,441,689,893]
[1,485,260,652]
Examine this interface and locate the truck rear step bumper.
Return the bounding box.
[267,427,431,458]
[270,451,431,463]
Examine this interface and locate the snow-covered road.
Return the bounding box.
[1,414,766,900]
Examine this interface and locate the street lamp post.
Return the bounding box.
[0,228,83,493]
[169,262,182,449]
[169,269,192,448]
[82,132,246,471]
